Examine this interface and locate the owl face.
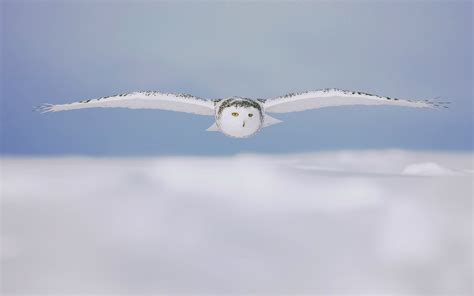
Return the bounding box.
[216,100,263,138]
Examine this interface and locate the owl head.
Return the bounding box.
[216,98,263,138]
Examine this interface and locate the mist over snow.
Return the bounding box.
[1,150,473,294]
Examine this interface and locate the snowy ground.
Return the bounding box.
[1,150,473,295]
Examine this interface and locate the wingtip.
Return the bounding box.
[426,97,451,110]
[34,104,55,114]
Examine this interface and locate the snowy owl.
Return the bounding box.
[37,89,446,138]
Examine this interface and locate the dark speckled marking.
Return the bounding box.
[77,91,208,104]
[276,89,389,101]
[217,98,263,121]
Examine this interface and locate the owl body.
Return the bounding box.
[214,98,264,138]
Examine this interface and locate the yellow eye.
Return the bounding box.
[231,112,239,117]
[248,113,253,117]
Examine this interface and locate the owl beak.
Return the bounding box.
[242,121,246,127]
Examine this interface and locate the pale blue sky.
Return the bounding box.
[1,1,472,155]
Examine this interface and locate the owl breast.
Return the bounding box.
[215,98,264,138]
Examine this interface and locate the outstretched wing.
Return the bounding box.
[36,91,215,116]
[264,88,447,113]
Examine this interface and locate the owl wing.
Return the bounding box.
[263,88,447,113]
[36,91,215,116]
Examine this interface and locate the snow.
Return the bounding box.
[1,150,472,294]
[402,162,460,176]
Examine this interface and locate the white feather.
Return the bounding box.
[206,122,219,132]
[36,91,215,116]
[263,114,283,128]
[264,88,446,113]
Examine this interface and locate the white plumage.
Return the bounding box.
[264,89,439,112]
[37,91,214,115]
[37,88,447,138]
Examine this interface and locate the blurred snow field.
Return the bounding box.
[1,150,473,294]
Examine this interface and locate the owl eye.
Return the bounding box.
[231,112,239,117]
[248,113,253,117]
